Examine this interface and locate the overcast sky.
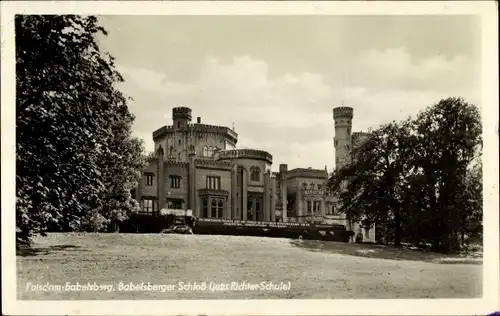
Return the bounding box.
[96,15,481,172]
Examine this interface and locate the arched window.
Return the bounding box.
[208,146,213,157]
[169,146,174,157]
[203,146,208,157]
[250,166,260,182]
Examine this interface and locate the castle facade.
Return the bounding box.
[134,106,375,242]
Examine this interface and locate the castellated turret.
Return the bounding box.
[172,106,192,129]
[333,106,354,169]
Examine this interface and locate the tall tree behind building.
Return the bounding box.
[328,97,482,253]
[16,15,146,245]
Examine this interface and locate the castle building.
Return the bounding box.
[135,106,375,242]
[136,107,276,222]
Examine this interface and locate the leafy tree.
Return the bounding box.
[16,15,145,245]
[329,120,413,246]
[328,97,482,253]
[410,97,482,252]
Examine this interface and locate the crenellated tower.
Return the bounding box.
[333,106,353,170]
[172,107,192,130]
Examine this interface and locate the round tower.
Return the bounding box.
[333,106,353,169]
[172,107,192,129]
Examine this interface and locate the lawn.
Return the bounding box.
[16,233,482,300]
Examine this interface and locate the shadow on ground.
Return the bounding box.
[17,244,87,257]
[290,239,482,265]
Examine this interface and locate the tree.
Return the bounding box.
[410,97,482,252]
[329,120,414,246]
[16,15,145,245]
[328,97,482,253]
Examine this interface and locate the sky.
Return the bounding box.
[96,15,481,172]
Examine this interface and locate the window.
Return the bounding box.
[317,185,323,190]
[202,198,208,217]
[255,198,262,221]
[314,201,320,213]
[206,176,221,190]
[169,146,174,157]
[170,175,181,188]
[208,146,213,157]
[145,173,154,186]
[142,198,155,213]
[203,146,208,157]
[211,199,224,218]
[307,201,312,214]
[250,166,260,182]
[178,139,181,146]
[166,199,183,209]
[177,121,180,128]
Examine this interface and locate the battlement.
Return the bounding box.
[172,107,192,120]
[286,168,328,180]
[333,106,354,119]
[195,158,232,170]
[152,123,238,143]
[217,149,273,164]
[164,160,189,167]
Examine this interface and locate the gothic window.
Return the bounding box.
[202,198,208,218]
[208,146,213,157]
[178,139,181,146]
[145,173,154,186]
[170,175,181,189]
[169,146,174,157]
[177,121,180,128]
[206,176,221,190]
[203,146,208,157]
[307,200,312,214]
[250,167,260,182]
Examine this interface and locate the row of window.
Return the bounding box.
[235,167,261,184]
[145,173,223,191]
[145,173,182,188]
[202,146,219,157]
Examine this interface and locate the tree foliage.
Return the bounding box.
[16,15,146,245]
[328,97,482,253]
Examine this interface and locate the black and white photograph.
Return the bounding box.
[1,1,498,315]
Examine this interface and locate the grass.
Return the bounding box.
[17,233,482,300]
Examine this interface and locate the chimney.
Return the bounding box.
[197,117,201,124]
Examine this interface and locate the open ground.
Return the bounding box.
[17,233,482,300]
